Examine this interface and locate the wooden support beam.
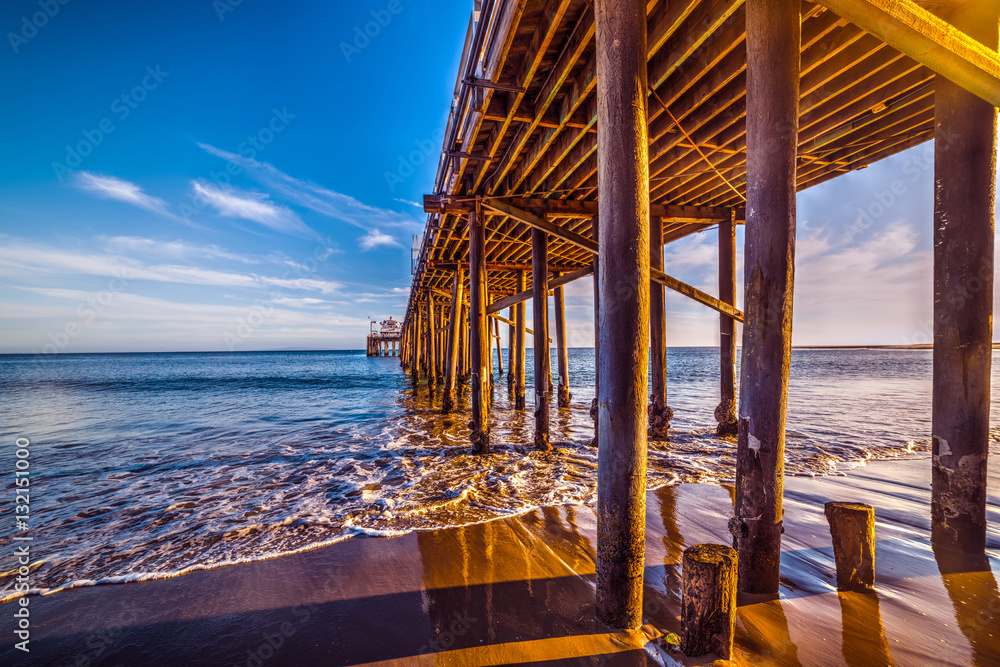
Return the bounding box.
[591,215,601,435]
[482,200,744,321]
[532,228,552,451]
[930,1,997,555]
[489,312,547,341]
[411,310,421,384]
[717,214,738,436]
[649,215,670,437]
[732,0,800,596]
[426,193,746,223]
[443,270,464,413]
[595,0,649,631]
[554,274,571,408]
[494,314,504,378]
[513,269,527,411]
[469,202,490,454]
[507,306,515,392]
[426,289,437,388]
[487,265,595,314]
[814,0,1000,107]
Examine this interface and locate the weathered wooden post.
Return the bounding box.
[931,2,997,556]
[730,0,800,596]
[717,213,738,436]
[513,270,527,411]
[590,215,600,435]
[507,307,515,391]
[824,502,875,591]
[426,290,437,389]
[458,303,470,394]
[649,217,671,437]
[469,200,490,454]
[681,544,738,659]
[495,316,504,379]
[443,271,464,413]
[532,228,552,451]
[554,275,571,409]
[412,309,422,384]
[594,0,649,629]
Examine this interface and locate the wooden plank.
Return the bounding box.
[814,0,1000,106]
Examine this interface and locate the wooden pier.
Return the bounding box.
[399,0,999,629]
[367,318,402,357]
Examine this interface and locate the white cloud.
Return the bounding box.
[198,143,422,232]
[358,229,400,251]
[75,172,172,217]
[100,236,257,263]
[191,181,313,237]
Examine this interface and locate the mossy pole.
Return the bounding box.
[716,212,738,436]
[443,270,464,413]
[594,0,649,630]
[649,216,670,437]
[554,274,571,409]
[532,228,552,451]
[731,0,800,596]
[931,1,997,555]
[469,200,490,454]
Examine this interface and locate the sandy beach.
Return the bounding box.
[2,443,997,666]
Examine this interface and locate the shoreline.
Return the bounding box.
[2,447,997,665]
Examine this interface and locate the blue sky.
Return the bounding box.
[0,0,995,352]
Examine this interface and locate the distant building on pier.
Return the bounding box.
[367,317,401,357]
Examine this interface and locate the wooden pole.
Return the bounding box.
[931,1,997,556]
[426,291,437,390]
[590,215,600,435]
[595,0,649,630]
[514,270,527,410]
[507,306,516,392]
[458,303,469,395]
[649,217,671,437]
[554,274,571,409]
[412,310,422,385]
[731,0,800,596]
[681,544,738,659]
[469,200,490,454]
[443,271,464,413]
[495,316,504,379]
[824,502,875,591]
[717,213,738,436]
[532,228,552,451]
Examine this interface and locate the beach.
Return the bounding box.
[3,445,997,665]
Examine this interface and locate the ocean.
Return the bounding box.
[2,347,995,602]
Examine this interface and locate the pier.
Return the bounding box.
[400,0,998,629]
[367,318,402,357]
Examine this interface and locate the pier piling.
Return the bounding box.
[426,290,437,390]
[514,270,527,411]
[554,274,570,409]
[443,271,464,413]
[649,216,670,437]
[824,502,876,591]
[681,544,738,659]
[731,0,800,596]
[469,201,490,454]
[716,213,738,436]
[532,228,552,451]
[594,0,649,630]
[930,1,997,556]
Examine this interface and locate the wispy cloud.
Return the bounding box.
[100,236,259,264]
[198,143,422,237]
[191,181,313,237]
[358,229,400,251]
[75,172,173,218]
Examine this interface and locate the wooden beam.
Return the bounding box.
[487,265,595,314]
[814,0,1000,106]
[469,201,490,454]
[532,228,552,451]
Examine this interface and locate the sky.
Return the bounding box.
[0,0,996,353]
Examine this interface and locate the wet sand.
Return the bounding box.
[2,445,998,666]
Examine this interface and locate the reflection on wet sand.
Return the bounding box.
[935,547,1000,666]
[736,594,804,666]
[838,591,895,667]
